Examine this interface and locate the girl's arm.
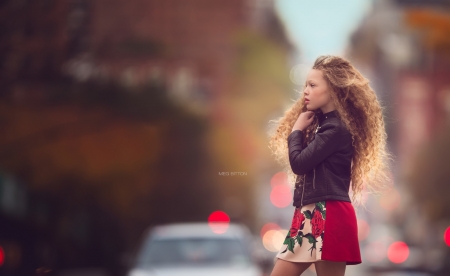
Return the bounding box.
[288,123,342,175]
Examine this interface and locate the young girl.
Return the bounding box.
[268,55,393,276]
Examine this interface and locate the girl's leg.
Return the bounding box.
[314,260,346,276]
[270,258,312,276]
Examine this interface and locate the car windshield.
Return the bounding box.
[135,237,252,267]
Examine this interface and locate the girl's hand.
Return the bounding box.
[292,111,315,132]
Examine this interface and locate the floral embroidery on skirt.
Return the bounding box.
[276,201,326,262]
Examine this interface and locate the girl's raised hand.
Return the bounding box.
[292,111,315,132]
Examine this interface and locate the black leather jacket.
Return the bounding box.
[288,110,353,207]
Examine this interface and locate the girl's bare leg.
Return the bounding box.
[270,258,312,276]
[314,260,346,276]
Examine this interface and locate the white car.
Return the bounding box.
[127,222,263,276]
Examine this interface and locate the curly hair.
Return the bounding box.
[268,55,394,208]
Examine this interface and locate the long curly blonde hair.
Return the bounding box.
[268,55,394,207]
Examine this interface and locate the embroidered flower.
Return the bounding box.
[289,208,305,237]
[311,209,325,239]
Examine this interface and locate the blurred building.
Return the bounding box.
[347,0,450,273]
[62,0,294,115]
[0,0,294,109]
[0,0,89,101]
[0,0,295,275]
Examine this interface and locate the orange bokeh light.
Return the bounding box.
[262,229,286,252]
[260,223,281,239]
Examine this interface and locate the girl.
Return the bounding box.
[268,55,393,276]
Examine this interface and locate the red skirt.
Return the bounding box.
[275,200,362,265]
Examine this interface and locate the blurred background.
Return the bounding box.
[0,0,449,275]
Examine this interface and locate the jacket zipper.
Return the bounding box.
[302,169,315,208]
[313,167,316,189]
[312,125,320,189]
[300,174,305,207]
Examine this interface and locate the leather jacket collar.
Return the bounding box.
[317,110,338,125]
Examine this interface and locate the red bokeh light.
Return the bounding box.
[444,226,450,246]
[208,210,230,234]
[0,246,4,266]
[387,241,409,263]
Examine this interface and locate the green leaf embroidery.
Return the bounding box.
[316,202,323,212]
[304,233,316,244]
[303,233,317,257]
[296,231,303,247]
[316,201,326,219]
[287,237,296,253]
[303,210,312,219]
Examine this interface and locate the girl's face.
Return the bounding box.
[302,69,335,113]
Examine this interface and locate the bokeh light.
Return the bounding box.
[260,223,281,239]
[208,210,230,234]
[289,63,310,85]
[444,226,450,246]
[270,184,292,208]
[387,241,409,263]
[262,229,287,252]
[0,246,4,266]
[270,171,288,189]
[357,219,370,241]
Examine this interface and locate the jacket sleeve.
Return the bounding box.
[288,123,341,175]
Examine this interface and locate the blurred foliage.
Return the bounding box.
[233,29,292,89]
[215,30,292,157]
[227,27,291,139]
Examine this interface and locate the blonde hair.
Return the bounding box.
[268,55,394,208]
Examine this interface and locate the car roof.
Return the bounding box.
[145,222,252,241]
